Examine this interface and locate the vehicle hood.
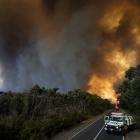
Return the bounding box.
[106,121,123,127]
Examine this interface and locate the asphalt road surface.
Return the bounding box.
[68,117,125,140]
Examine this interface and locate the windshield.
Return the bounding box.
[110,116,124,122]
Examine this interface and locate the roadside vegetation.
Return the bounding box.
[0,86,112,140]
[119,64,140,127]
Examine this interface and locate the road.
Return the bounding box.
[68,117,125,140]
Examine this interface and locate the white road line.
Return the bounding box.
[123,136,125,140]
[93,125,105,140]
[68,117,103,140]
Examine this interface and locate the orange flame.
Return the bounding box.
[88,75,117,103]
[88,48,137,103]
[87,2,138,103]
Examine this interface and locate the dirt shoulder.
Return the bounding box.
[126,130,140,140]
[51,110,111,140]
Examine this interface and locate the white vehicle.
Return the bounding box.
[104,112,136,134]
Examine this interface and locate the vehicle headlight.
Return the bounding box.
[116,126,119,129]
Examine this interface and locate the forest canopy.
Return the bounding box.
[0,86,112,140]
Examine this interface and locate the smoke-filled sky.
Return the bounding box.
[0,0,140,102]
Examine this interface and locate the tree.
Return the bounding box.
[119,64,140,125]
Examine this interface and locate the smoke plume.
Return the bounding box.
[0,0,140,102]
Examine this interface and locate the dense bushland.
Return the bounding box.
[119,65,140,127]
[0,86,112,140]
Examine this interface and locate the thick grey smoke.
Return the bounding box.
[0,0,139,92]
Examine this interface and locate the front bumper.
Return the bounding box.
[104,125,122,132]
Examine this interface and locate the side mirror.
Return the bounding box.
[124,120,127,124]
[104,116,109,123]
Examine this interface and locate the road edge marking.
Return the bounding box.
[68,117,103,140]
[93,125,105,140]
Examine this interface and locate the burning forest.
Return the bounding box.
[0,0,140,102]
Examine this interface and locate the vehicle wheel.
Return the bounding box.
[121,130,125,136]
[130,124,135,131]
[121,126,128,136]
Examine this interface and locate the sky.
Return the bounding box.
[0,0,140,102]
